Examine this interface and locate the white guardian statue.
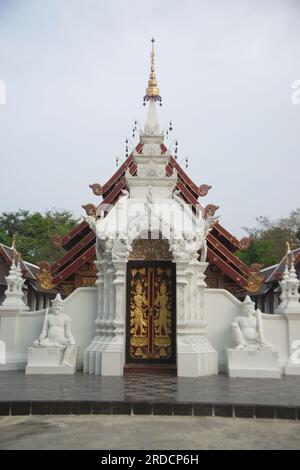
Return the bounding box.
[26,294,78,374]
[231,295,273,350]
[227,295,281,378]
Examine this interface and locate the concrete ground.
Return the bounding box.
[0,415,299,450]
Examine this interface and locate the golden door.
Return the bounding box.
[126,261,176,363]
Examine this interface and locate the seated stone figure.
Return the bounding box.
[231,295,273,350]
[34,293,75,367]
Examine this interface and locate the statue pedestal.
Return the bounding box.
[177,335,218,377]
[226,348,281,378]
[284,312,300,376]
[25,346,78,375]
[285,361,300,376]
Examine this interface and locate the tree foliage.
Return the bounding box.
[0,209,79,264]
[237,209,300,268]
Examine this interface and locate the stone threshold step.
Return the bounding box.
[123,364,177,375]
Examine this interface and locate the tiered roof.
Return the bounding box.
[262,248,300,283]
[49,38,257,291]
[50,145,254,290]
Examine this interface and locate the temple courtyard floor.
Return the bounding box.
[0,415,300,450]
[0,371,300,419]
[0,371,299,449]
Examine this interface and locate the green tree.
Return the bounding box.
[237,209,300,267]
[0,209,79,264]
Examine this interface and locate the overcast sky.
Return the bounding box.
[0,0,299,237]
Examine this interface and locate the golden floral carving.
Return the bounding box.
[129,265,173,360]
[245,272,264,293]
[37,262,55,289]
[129,239,172,260]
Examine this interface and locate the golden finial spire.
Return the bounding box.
[143,38,162,105]
[11,234,17,264]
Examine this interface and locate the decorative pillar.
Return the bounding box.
[38,294,44,311]
[196,261,209,326]
[176,254,217,377]
[83,254,111,374]
[185,264,194,324]
[283,258,300,375]
[107,259,116,327]
[95,259,104,331]
[84,237,128,376]
[176,260,188,326]
[30,294,37,312]
[101,260,126,376]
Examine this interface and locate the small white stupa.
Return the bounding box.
[0,237,29,312]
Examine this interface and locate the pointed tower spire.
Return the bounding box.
[143,39,162,135]
[143,38,162,105]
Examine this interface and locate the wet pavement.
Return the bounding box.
[0,371,299,418]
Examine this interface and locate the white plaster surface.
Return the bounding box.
[26,346,78,375]
[226,348,281,378]
[0,288,97,370]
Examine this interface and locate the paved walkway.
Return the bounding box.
[0,415,299,450]
[1,371,300,405]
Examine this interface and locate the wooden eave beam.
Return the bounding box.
[207,247,249,288]
[207,233,251,277]
[61,220,89,249]
[52,245,96,284]
[212,223,240,251]
[51,230,96,275]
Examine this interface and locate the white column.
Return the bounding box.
[30,294,37,312]
[102,258,109,325]
[283,261,300,375]
[38,294,44,311]
[185,264,193,324]
[83,257,108,374]
[94,259,104,333]
[101,260,126,376]
[108,261,116,321]
[176,258,217,377]
[196,261,209,327]
[176,260,188,326]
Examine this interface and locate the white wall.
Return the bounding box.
[62,287,97,367]
[0,311,44,370]
[0,287,97,370]
[261,314,289,367]
[205,289,241,371]
[0,285,292,374]
[205,289,289,372]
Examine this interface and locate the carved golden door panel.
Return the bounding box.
[126,261,176,364]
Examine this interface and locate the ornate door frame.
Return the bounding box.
[126,260,176,365]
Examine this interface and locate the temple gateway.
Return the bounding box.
[0,40,300,378]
